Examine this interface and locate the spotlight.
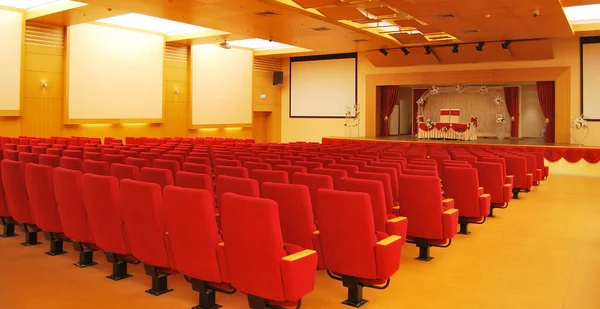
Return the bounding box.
[501,40,512,49]
[379,49,388,56]
[476,42,484,51]
[452,44,459,53]
[401,47,410,56]
[424,46,432,54]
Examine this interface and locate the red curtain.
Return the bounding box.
[536,81,555,143]
[503,86,520,138]
[380,86,400,136]
[412,89,428,135]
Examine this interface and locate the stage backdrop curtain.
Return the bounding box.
[536,81,555,143]
[424,91,508,137]
[380,86,400,136]
[412,88,428,135]
[503,86,520,138]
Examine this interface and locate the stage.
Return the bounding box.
[322,135,600,164]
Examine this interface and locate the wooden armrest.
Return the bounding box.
[215,213,220,217]
[282,249,316,262]
[218,242,224,247]
[387,216,406,223]
[376,235,402,246]
[480,193,490,198]
[443,208,458,215]
[442,198,454,203]
[479,186,484,191]
[504,184,512,187]
[393,206,400,210]
[527,173,533,176]
[313,230,319,235]
[506,175,514,178]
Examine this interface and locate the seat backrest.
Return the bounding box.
[473,162,505,204]
[351,171,394,214]
[23,164,62,234]
[153,159,181,178]
[215,158,240,167]
[53,167,95,243]
[161,154,184,167]
[504,156,528,187]
[182,162,211,175]
[292,173,333,221]
[294,161,322,173]
[398,175,445,240]
[139,167,174,188]
[312,168,347,189]
[220,193,286,300]
[83,160,110,175]
[263,159,291,167]
[63,150,83,159]
[175,171,213,191]
[31,146,47,155]
[2,160,35,224]
[243,161,272,174]
[103,154,126,166]
[215,166,249,178]
[362,166,399,200]
[262,182,316,250]
[338,159,367,170]
[3,149,19,161]
[140,152,160,165]
[186,156,210,165]
[163,186,223,282]
[215,175,259,206]
[339,177,388,233]
[60,156,83,171]
[83,152,104,161]
[120,150,139,158]
[0,163,9,218]
[119,179,172,268]
[311,157,335,168]
[38,154,60,168]
[18,152,38,164]
[317,189,378,279]
[442,167,481,217]
[249,169,289,187]
[480,157,507,177]
[125,157,149,169]
[273,165,307,181]
[281,156,306,164]
[110,163,140,180]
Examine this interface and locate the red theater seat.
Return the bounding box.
[281,156,306,164]
[163,186,234,308]
[312,168,347,189]
[215,158,240,167]
[398,174,458,261]
[243,161,272,174]
[2,160,40,245]
[220,193,317,308]
[3,149,19,161]
[175,171,213,191]
[215,175,259,208]
[274,165,307,181]
[311,157,335,168]
[351,171,395,216]
[294,161,322,173]
[83,160,110,175]
[215,166,249,178]
[161,154,184,167]
[38,154,60,168]
[264,159,291,167]
[83,152,103,161]
[18,152,38,164]
[292,173,334,223]
[504,156,533,199]
[316,189,402,306]
[182,162,211,175]
[125,157,150,169]
[250,169,289,187]
[63,150,83,159]
[480,156,514,185]
[153,159,181,178]
[103,154,126,166]
[186,156,211,165]
[139,167,174,188]
[119,179,176,295]
[110,163,140,180]
[532,152,549,180]
[140,152,160,165]
[53,167,98,267]
[362,166,399,202]
[60,156,83,171]
[473,162,512,216]
[442,167,490,234]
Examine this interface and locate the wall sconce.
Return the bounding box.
[42,82,48,88]
[174,89,179,94]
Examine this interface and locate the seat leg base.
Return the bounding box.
[488,207,495,218]
[415,239,433,262]
[144,264,173,296]
[73,241,97,268]
[247,295,267,309]
[0,219,17,237]
[190,278,221,309]
[458,217,471,235]
[20,225,40,246]
[44,232,68,256]
[512,187,520,199]
[341,276,368,308]
[104,252,133,281]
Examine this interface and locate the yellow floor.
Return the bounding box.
[1,175,599,309]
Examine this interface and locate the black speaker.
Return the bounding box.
[273,71,283,85]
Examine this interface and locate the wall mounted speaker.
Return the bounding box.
[273,71,283,85]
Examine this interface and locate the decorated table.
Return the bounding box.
[417,116,478,141]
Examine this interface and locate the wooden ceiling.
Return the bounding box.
[19,0,593,61]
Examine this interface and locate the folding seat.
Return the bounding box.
[518,153,542,186]
[2,143,17,150]
[63,150,83,159]
[3,149,19,161]
[380,157,407,170]
[310,157,335,168]
[110,163,139,180]
[60,156,83,171]
[42,148,59,158]
[24,163,69,255]
[31,146,47,155]
[18,152,38,164]
[452,155,477,165]
[120,150,139,158]
[262,182,323,267]
[67,146,83,151]
[83,160,110,176]
[103,154,126,166]
[532,152,549,180]
[153,159,181,178]
[215,175,260,207]
[503,156,533,199]
[372,161,402,182]
[403,169,437,177]
[322,155,344,162]
[36,154,58,168]
[351,171,396,216]
[220,193,317,308]
[281,156,306,164]
[237,156,261,164]
[125,157,149,169]
[82,152,103,161]
[397,174,458,261]
[355,154,378,163]
[16,145,31,153]
[338,159,367,170]
[250,170,289,188]
[316,189,402,306]
[182,162,212,175]
[274,165,307,181]
[140,167,174,188]
[175,171,213,191]
[293,161,322,173]
[186,156,211,166]
[409,158,436,166]
[264,158,291,167]
[101,148,120,155]
[214,166,248,179]
[214,158,240,167]
[214,154,235,162]
[339,177,407,244]
[473,162,512,217]
[362,166,399,202]
[407,163,438,175]
[312,168,348,189]
[442,167,490,234]
[161,154,184,167]
[243,161,272,174]
[480,157,514,185]
[340,149,359,156]
[291,173,333,221]
[83,147,101,153]
[2,160,40,244]
[119,179,176,295]
[257,153,280,160]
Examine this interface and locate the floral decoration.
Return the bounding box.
[456,84,465,93]
[430,86,440,95]
[494,96,505,105]
[440,126,449,132]
[572,115,587,129]
[496,114,506,124]
[479,85,488,93]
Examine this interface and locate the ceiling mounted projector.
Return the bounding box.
[219,41,231,49]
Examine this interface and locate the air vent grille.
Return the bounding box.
[353,39,368,42]
[434,14,455,19]
[25,22,64,48]
[165,43,189,63]
[255,11,279,16]
[463,29,479,33]
[311,27,332,31]
[254,57,283,71]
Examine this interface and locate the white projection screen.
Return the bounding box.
[290,53,357,118]
[67,23,164,121]
[581,38,600,120]
[0,10,23,113]
[191,44,253,126]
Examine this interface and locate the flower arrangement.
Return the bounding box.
[572,115,587,129]
[496,114,506,124]
[430,86,440,95]
[479,85,488,93]
[424,118,434,129]
[494,96,505,105]
[344,104,360,128]
[456,84,465,93]
[440,126,449,132]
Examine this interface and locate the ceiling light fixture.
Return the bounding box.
[424,46,432,54]
[96,13,211,35]
[219,40,231,49]
[227,38,295,50]
[0,0,66,9]
[452,44,459,53]
[401,47,410,56]
[379,49,388,56]
[501,40,512,49]
[476,42,484,51]
[563,4,600,24]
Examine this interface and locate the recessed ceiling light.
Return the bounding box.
[227,38,297,50]
[564,4,600,24]
[0,0,68,9]
[96,13,212,35]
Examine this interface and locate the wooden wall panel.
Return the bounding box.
[252,70,282,142]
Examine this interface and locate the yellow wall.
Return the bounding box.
[252,70,282,142]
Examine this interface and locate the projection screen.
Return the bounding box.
[581,37,600,120]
